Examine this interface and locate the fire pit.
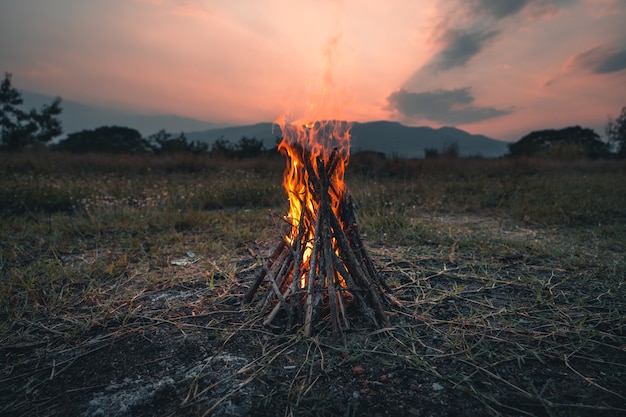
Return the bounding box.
[242,119,391,336]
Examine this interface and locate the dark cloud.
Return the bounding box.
[434,28,499,71]
[474,0,580,20]
[471,0,532,19]
[427,0,578,72]
[386,88,512,125]
[572,46,626,74]
[595,49,626,74]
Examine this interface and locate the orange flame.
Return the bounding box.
[276,118,351,288]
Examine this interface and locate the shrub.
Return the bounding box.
[508,126,609,159]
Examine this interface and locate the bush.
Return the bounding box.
[148,130,208,154]
[210,136,268,158]
[508,126,609,159]
[52,126,152,154]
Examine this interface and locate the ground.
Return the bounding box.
[2,211,625,417]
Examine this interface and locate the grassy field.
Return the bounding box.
[1,151,625,416]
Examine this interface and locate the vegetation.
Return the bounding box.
[507,125,609,159]
[0,73,63,150]
[424,141,459,159]
[211,136,273,158]
[148,129,208,154]
[1,152,625,416]
[3,72,625,163]
[1,74,624,414]
[606,106,626,157]
[52,125,152,154]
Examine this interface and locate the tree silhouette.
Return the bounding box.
[148,129,208,154]
[508,126,609,159]
[0,73,63,150]
[210,136,266,158]
[53,126,151,154]
[606,106,626,158]
[236,136,265,158]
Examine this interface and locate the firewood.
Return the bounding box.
[242,136,391,336]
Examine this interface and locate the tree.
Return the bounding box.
[606,106,626,158]
[148,129,208,154]
[0,73,63,150]
[423,142,458,159]
[52,126,152,154]
[508,126,609,159]
[423,147,439,159]
[236,136,265,158]
[210,136,266,158]
[210,137,236,157]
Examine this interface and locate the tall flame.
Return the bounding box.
[276,118,351,288]
[275,10,351,290]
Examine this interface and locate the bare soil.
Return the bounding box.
[3,279,481,417]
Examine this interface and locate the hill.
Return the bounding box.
[186,121,509,158]
[18,91,509,157]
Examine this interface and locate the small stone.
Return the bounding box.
[352,365,366,375]
[432,382,444,391]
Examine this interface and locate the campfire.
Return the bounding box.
[242,119,391,336]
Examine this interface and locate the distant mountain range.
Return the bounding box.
[186,121,509,158]
[21,91,226,138]
[21,90,510,158]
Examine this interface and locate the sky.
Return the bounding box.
[1,0,625,141]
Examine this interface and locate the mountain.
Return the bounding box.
[186,121,510,158]
[18,91,509,157]
[20,91,225,138]
[186,123,281,148]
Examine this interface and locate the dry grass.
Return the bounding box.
[1,152,625,416]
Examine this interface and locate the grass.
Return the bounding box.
[1,151,625,416]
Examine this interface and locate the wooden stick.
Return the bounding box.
[325,148,345,199]
[331,252,377,327]
[242,241,286,304]
[335,285,349,331]
[259,255,293,313]
[303,205,323,337]
[328,205,389,327]
[325,148,339,178]
[342,197,392,293]
[248,145,390,335]
[264,269,291,320]
[287,207,306,322]
[256,247,292,311]
[318,157,341,334]
[264,286,292,326]
[304,155,321,199]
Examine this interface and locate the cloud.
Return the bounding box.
[468,0,579,21]
[386,88,512,125]
[596,49,626,73]
[470,0,532,19]
[585,0,625,17]
[432,28,500,71]
[424,0,577,73]
[570,45,626,74]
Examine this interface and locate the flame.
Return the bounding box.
[276,118,351,288]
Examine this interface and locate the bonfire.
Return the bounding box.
[242,119,391,336]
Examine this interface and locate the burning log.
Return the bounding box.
[242,121,391,336]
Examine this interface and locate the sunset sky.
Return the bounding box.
[2,0,625,141]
